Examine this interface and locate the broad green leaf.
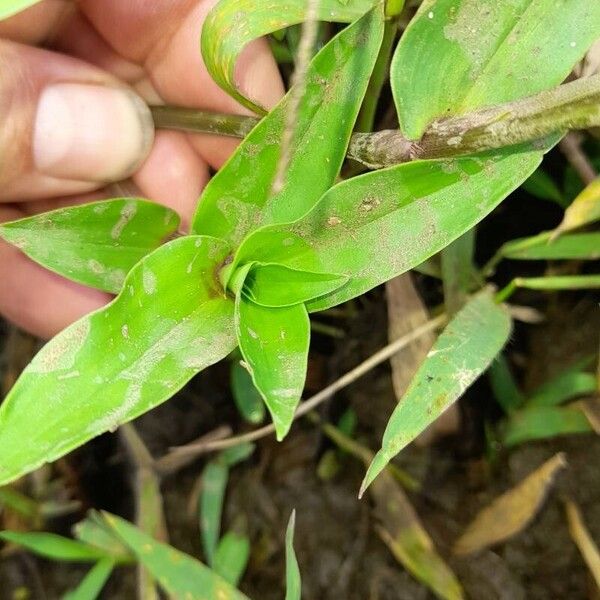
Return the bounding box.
[193,7,384,246]
[521,168,564,206]
[63,559,115,600]
[213,531,251,586]
[557,177,600,233]
[527,371,597,408]
[102,513,250,600]
[392,0,600,140]
[233,151,542,311]
[201,0,377,113]
[362,291,511,494]
[488,354,524,413]
[236,295,310,440]
[0,199,180,293]
[231,360,266,424]
[0,0,42,20]
[498,232,600,261]
[285,511,301,600]
[0,236,236,486]
[200,460,228,565]
[243,264,348,308]
[0,532,111,562]
[503,405,592,447]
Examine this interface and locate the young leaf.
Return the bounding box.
[200,460,228,565]
[285,511,301,600]
[0,532,111,562]
[0,236,236,486]
[102,512,250,600]
[63,559,115,600]
[392,0,600,140]
[498,232,600,262]
[503,405,592,447]
[213,531,251,587]
[362,291,511,495]
[236,294,310,440]
[193,6,384,245]
[233,151,542,311]
[453,453,567,556]
[0,199,180,293]
[0,0,42,19]
[231,361,266,424]
[243,264,348,308]
[201,0,377,113]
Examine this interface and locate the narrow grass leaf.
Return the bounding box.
[557,177,600,233]
[233,151,543,311]
[213,531,250,587]
[0,199,180,293]
[285,511,301,600]
[565,500,600,589]
[521,168,564,206]
[102,512,250,600]
[236,295,310,440]
[488,354,524,414]
[63,559,115,600]
[362,291,511,495]
[453,453,567,555]
[244,264,348,308]
[201,0,377,113]
[392,0,600,140]
[527,371,597,408]
[231,361,266,424]
[498,232,600,261]
[0,532,111,562]
[193,7,384,246]
[441,230,476,314]
[74,512,132,561]
[0,237,236,486]
[503,405,592,447]
[221,443,255,467]
[200,460,228,565]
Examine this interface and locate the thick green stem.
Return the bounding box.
[151,73,600,169]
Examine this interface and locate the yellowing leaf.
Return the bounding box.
[565,500,600,589]
[453,453,567,556]
[557,177,600,233]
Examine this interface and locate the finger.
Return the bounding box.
[0,206,109,339]
[0,39,154,202]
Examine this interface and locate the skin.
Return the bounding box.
[0,0,284,338]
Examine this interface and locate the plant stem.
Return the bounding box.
[151,73,600,168]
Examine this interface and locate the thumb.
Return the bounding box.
[0,40,154,202]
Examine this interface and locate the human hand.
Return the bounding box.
[0,0,283,338]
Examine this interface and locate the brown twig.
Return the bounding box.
[559,132,598,185]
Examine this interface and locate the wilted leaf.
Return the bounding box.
[565,500,600,589]
[0,199,180,293]
[233,152,543,311]
[498,232,600,262]
[0,237,236,486]
[201,0,376,113]
[392,0,600,140]
[193,7,384,246]
[453,453,567,555]
[373,472,464,600]
[362,291,511,494]
[557,177,600,233]
[503,405,592,447]
[285,511,301,600]
[63,559,115,600]
[213,531,250,587]
[236,294,310,440]
[102,512,250,600]
[0,0,43,19]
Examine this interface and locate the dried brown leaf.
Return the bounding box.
[565,499,600,590]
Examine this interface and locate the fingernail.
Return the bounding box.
[34,83,154,182]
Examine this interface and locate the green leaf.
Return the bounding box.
[0,236,236,486]
[488,354,524,413]
[0,532,111,562]
[200,460,228,565]
[521,168,565,206]
[503,405,592,447]
[285,511,301,600]
[102,513,250,600]
[361,291,511,495]
[231,361,266,424]
[201,0,377,113]
[0,0,42,20]
[243,264,348,308]
[213,531,251,587]
[63,559,115,600]
[392,0,600,140]
[221,443,255,467]
[441,230,476,314]
[498,274,600,301]
[499,232,600,261]
[236,294,310,440]
[233,151,542,311]
[193,7,385,246]
[527,371,597,408]
[0,199,179,293]
[74,512,132,561]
